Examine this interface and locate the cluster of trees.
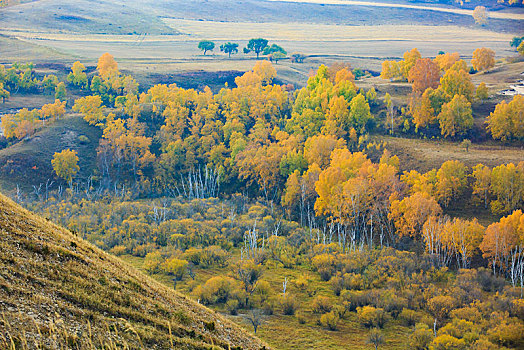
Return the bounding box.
[1,99,66,139]
[381,47,524,142]
[53,57,376,201]
[0,62,67,103]
[198,38,302,63]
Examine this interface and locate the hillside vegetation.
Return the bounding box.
[0,192,267,349]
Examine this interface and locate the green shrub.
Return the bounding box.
[357,306,388,328]
[162,257,188,280]
[312,296,332,314]
[77,135,90,144]
[399,308,422,327]
[409,323,434,350]
[281,294,299,315]
[320,311,340,331]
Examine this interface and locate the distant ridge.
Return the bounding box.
[0,192,267,349]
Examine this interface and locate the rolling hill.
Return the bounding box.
[0,192,268,349]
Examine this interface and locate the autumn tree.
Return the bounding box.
[0,82,9,103]
[471,48,495,72]
[244,38,268,58]
[384,93,396,134]
[435,52,460,71]
[400,48,422,80]
[410,89,436,130]
[389,191,442,239]
[475,82,489,101]
[518,41,524,56]
[220,42,238,57]
[442,217,484,268]
[490,162,524,214]
[471,164,491,208]
[480,209,523,275]
[380,60,402,81]
[198,40,215,55]
[73,95,105,126]
[304,134,343,169]
[439,68,475,102]
[437,95,473,138]
[487,95,524,141]
[67,61,88,88]
[40,99,66,124]
[408,58,440,93]
[97,53,119,80]
[253,60,277,85]
[436,160,468,207]
[41,74,58,94]
[55,82,67,101]
[348,93,373,134]
[472,6,488,25]
[52,149,79,188]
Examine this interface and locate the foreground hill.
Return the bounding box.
[0,193,267,349]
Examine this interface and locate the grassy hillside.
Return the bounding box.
[0,0,177,35]
[0,114,101,192]
[0,192,268,349]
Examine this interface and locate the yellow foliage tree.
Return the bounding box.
[435,52,460,71]
[471,47,495,72]
[389,191,442,239]
[436,160,468,207]
[51,149,80,187]
[487,94,524,141]
[408,58,440,93]
[437,95,473,138]
[97,53,119,80]
[73,95,105,126]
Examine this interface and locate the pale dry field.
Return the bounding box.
[0,19,516,77]
[265,0,524,20]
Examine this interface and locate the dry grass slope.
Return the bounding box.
[0,193,268,349]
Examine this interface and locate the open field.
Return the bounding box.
[381,135,524,173]
[265,0,524,20]
[1,0,522,85]
[0,21,517,85]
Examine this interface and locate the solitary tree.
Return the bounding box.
[220,42,239,58]
[96,53,119,80]
[244,38,268,58]
[472,6,488,26]
[198,40,215,55]
[247,309,264,334]
[460,139,472,152]
[438,94,473,138]
[55,82,67,102]
[52,149,79,189]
